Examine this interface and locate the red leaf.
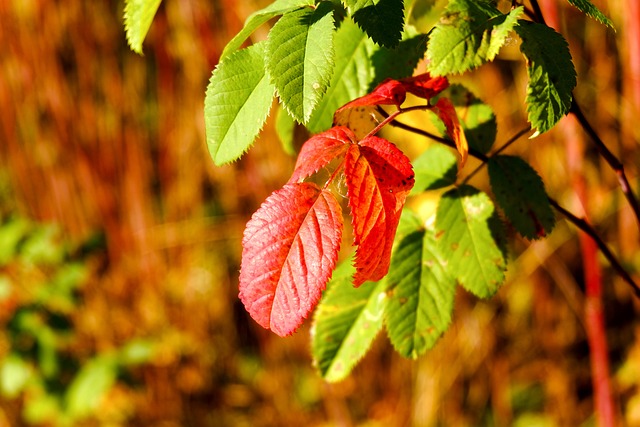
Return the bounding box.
[335,78,407,113]
[239,183,343,336]
[433,98,469,168]
[399,73,449,100]
[289,126,354,183]
[345,137,414,286]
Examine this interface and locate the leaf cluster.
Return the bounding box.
[122,0,620,381]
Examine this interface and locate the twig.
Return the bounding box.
[491,127,532,156]
[569,101,640,229]
[385,116,640,297]
[549,198,640,297]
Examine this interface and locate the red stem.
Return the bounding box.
[538,1,616,425]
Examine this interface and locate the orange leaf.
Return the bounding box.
[345,136,414,286]
[433,98,469,168]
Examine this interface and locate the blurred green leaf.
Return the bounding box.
[427,1,522,75]
[205,42,275,165]
[275,105,297,155]
[489,155,555,239]
[515,21,576,135]
[266,3,336,123]
[0,217,30,265]
[0,354,32,398]
[436,185,507,298]
[124,0,162,54]
[118,339,156,365]
[64,355,118,419]
[311,260,386,382]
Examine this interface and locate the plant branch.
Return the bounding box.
[491,127,532,156]
[386,115,640,297]
[549,198,640,297]
[569,100,640,228]
[528,0,547,25]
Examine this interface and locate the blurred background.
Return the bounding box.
[0,0,638,426]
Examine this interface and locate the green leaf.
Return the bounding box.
[440,84,497,154]
[385,227,456,359]
[307,20,376,133]
[427,1,523,75]
[307,24,427,133]
[266,3,336,123]
[515,21,577,135]
[64,355,118,419]
[0,354,32,398]
[275,105,297,155]
[396,208,423,241]
[566,0,614,28]
[346,0,405,48]
[312,260,386,382]
[205,42,275,165]
[124,0,162,54]
[220,0,315,60]
[411,144,458,193]
[488,155,555,239]
[369,32,428,87]
[435,185,507,298]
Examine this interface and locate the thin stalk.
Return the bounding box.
[387,117,640,297]
[569,101,640,229]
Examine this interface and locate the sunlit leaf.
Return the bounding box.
[488,155,555,239]
[266,3,336,123]
[515,21,576,135]
[124,0,162,54]
[346,136,414,285]
[385,227,456,359]
[308,20,377,133]
[435,185,507,298]
[427,1,523,75]
[411,144,458,193]
[289,126,353,183]
[205,42,275,165]
[311,260,386,382]
[221,0,315,59]
[239,183,343,336]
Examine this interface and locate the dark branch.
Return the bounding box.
[385,113,640,297]
[569,100,640,228]
[549,199,640,297]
